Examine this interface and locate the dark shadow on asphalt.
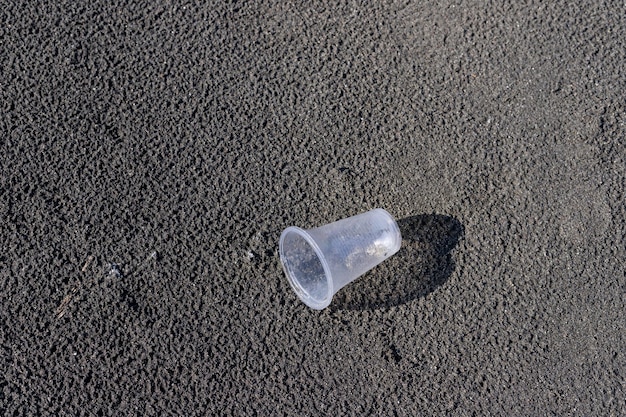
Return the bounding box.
[331,214,464,311]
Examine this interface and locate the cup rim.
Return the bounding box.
[279,226,333,310]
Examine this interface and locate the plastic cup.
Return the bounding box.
[279,208,402,310]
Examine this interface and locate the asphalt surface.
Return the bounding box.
[1,1,625,415]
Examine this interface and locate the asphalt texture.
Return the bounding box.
[1,1,625,415]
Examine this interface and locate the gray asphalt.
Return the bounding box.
[1,0,625,415]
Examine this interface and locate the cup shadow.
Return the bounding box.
[331,214,464,311]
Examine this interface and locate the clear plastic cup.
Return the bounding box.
[279,208,402,310]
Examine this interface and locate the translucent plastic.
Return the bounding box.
[279,208,402,310]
